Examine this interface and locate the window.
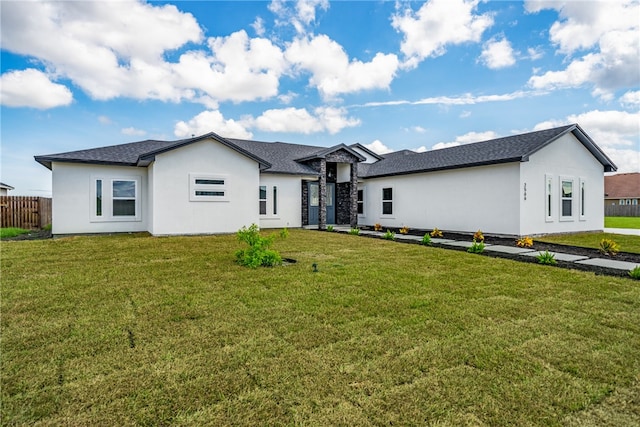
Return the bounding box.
[633,199,639,205]
[561,179,573,219]
[545,174,553,222]
[112,180,136,216]
[382,187,393,215]
[96,179,102,217]
[259,186,267,215]
[357,189,364,215]
[579,178,586,220]
[190,174,227,201]
[91,176,141,222]
[273,186,278,215]
[310,183,319,207]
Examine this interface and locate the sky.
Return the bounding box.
[1,0,639,197]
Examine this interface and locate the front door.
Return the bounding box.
[308,182,335,225]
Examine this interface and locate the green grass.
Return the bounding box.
[0,227,30,239]
[605,216,640,229]
[538,232,640,254]
[2,230,640,426]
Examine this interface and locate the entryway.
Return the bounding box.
[308,182,335,225]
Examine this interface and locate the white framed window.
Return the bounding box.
[633,199,638,205]
[382,187,393,216]
[259,186,267,215]
[545,174,553,222]
[579,178,586,221]
[190,174,227,202]
[357,188,364,215]
[560,177,574,221]
[91,176,141,222]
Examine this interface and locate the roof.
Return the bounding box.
[0,182,14,190]
[605,173,640,198]
[34,132,271,171]
[34,124,616,178]
[361,124,617,178]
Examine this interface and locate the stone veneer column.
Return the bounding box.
[350,162,358,227]
[318,159,327,229]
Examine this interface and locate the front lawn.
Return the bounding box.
[2,230,640,426]
[605,216,640,229]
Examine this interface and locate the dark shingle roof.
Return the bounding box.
[361,124,616,177]
[227,139,324,175]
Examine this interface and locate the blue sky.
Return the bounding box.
[1,0,638,196]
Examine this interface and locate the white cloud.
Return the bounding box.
[526,1,639,98]
[460,111,472,118]
[620,90,640,107]
[527,47,544,60]
[533,110,640,149]
[361,90,543,108]
[98,115,112,125]
[174,110,253,139]
[174,30,287,103]
[121,127,146,136]
[0,69,73,109]
[269,0,329,34]
[392,0,493,68]
[1,1,203,103]
[252,106,360,134]
[251,17,266,36]
[432,130,499,150]
[601,148,640,173]
[285,34,399,99]
[363,140,393,155]
[479,36,516,69]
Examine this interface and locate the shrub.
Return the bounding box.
[516,236,534,248]
[430,228,443,238]
[326,225,334,232]
[349,228,360,235]
[599,238,620,256]
[235,224,282,268]
[383,229,395,240]
[421,234,432,246]
[629,266,640,280]
[536,251,557,265]
[399,226,410,235]
[280,227,289,239]
[374,223,383,231]
[467,239,485,254]
[473,230,484,242]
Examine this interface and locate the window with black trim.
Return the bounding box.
[91,176,141,222]
[259,186,267,215]
[382,187,393,215]
[561,179,573,218]
[357,189,364,215]
[190,174,227,201]
[273,186,278,215]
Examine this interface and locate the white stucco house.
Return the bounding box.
[35,124,616,237]
[0,182,14,196]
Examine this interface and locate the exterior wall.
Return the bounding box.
[351,146,379,164]
[150,139,260,235]
[51,162,149,234]
[258,174,305,229]
[361,163,521,235]
[520,132,605,235]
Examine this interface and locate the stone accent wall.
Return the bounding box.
[325,149,361,164]
[336,182,352,225]
[301,180,309,226]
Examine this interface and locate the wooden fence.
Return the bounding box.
[604,204,640,217]
[0,196,52,229]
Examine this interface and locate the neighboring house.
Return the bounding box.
[35,124,616,237]
[604,173,640,206]
[0,182,14,196]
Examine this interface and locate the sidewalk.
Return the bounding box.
[604,228,640,236]
[332,226,640,277]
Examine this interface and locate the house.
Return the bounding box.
[604,173,640,206]
[0,182,14,196]
[35,123,616,237]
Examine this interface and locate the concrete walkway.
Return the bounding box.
[604,228,640,236]
[332,226,640,275]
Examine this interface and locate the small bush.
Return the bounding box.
[399,226,410,235]
[537,251,557,265]
[430,228,443,238]
[467,239,485,254]
[349,228,360,235]
[374,223,383,231]
[421,234,432,246]
[326,225,334,232]
[516,236,534,248]
[473,230,484,242]
[629,266,640,280]
[280,227,289,239]
[235,224,282,268]
[599,238,620,256]
[383,229,395,240]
